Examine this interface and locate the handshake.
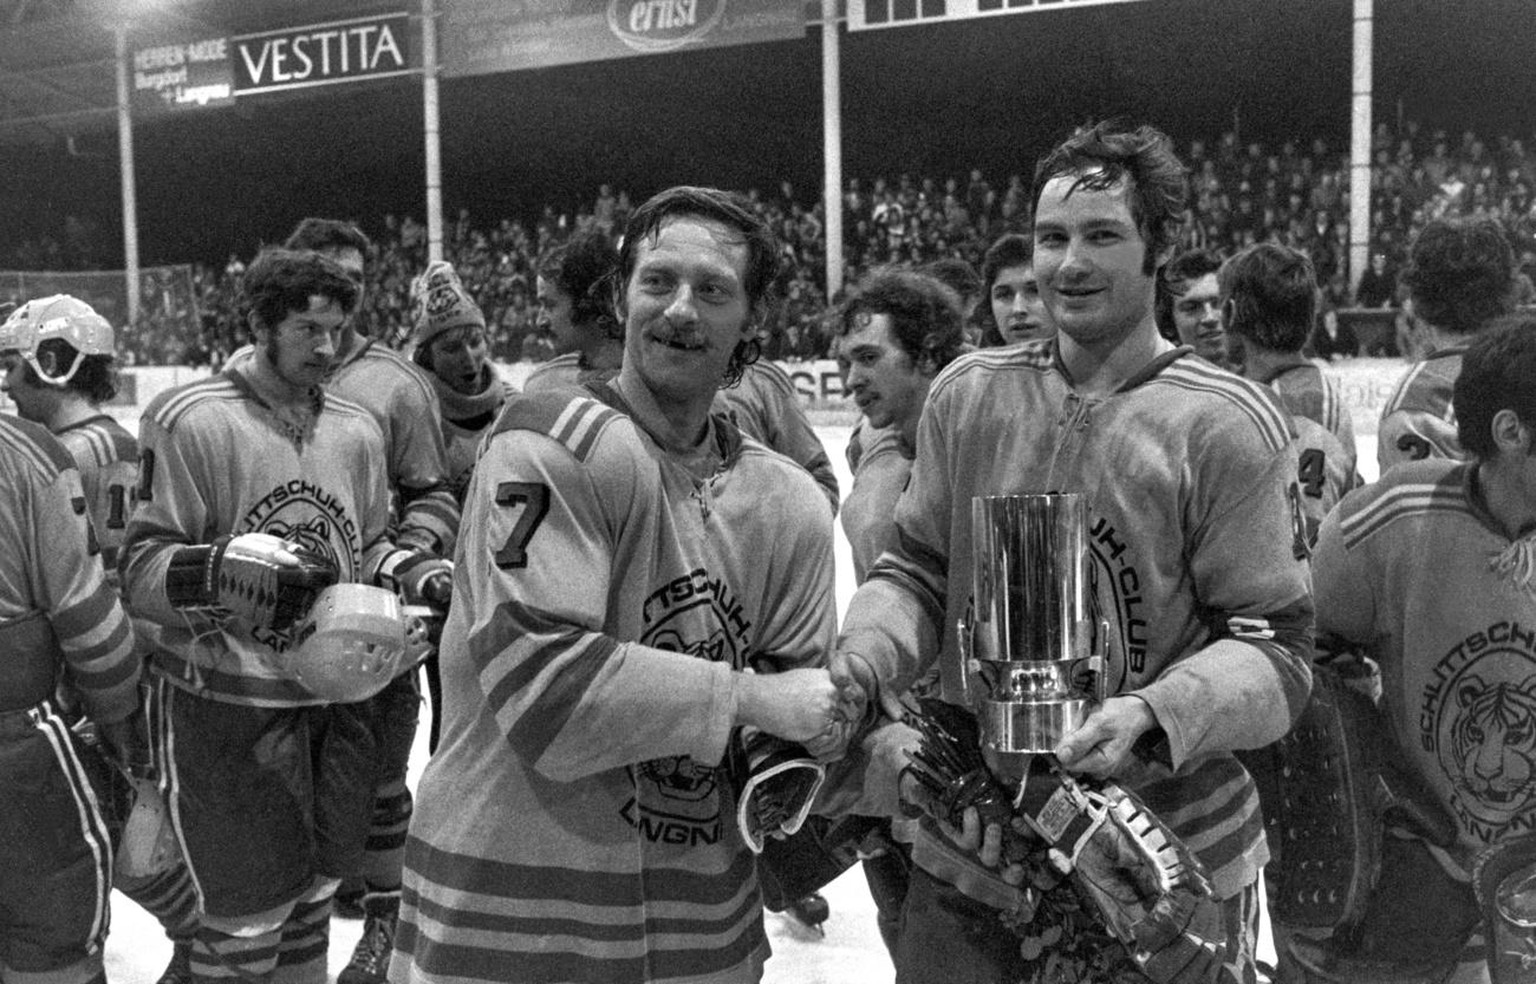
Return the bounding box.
[733,650,886,760]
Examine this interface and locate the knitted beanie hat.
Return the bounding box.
[410,261,485,348]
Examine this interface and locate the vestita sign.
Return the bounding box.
[442,0,803,77]
[131,13,416,114]
[233,15,414,95]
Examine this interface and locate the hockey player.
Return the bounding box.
[977,234,1052,348]
[523,228,841,514]
[826,121,1314,982]
[0,295,201,978]
[1302,319,1536,982]
[408,261,515,500]
[392,186,843,983]
[839,268,969,583]
[1158,247,1232,368]
[120,249,445,984]
[275,218,458,981]
[833,267,968,958]
[407,261,514,751]
[522,230,624,392]
[0,405,139,984]
[1220,243,1360,545]
[0,295,136,582]
[1377,216,1517,475]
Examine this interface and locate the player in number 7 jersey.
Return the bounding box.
[394,187,843,984]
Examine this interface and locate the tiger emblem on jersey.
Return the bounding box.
[1443,675,1536,824]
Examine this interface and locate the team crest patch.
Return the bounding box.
[238,479,362,648]
[1422,621,1536,841]
[619,566,754,848]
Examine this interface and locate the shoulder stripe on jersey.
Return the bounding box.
[929,344,1053,395]
[59,417,136,466]
[1320,372,1343,435]
[1340,482,1469,549]
[1158,362,1291,453]
[319,391,376,423]
[148,376,241,431]
[493,392,620,462]
[0,414,75,477]
[551,400,621,461]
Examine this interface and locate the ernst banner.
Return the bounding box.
[442,0,804,78]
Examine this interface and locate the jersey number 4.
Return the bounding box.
[494,481,550,570]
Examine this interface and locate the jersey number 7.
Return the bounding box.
[494,481,550,570]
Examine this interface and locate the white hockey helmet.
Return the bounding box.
[0,294,116,386]
[284,583,431,703]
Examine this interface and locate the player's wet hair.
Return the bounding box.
[10,342,118,404]
[241,248,360,338]
[538,230,621,340]
[837,268,968,374]
[1032,119,1188,276]
[1456,317,1536,460]
[1402,217,1516,336]
[283,217,372,263]
[976,234,1034,347]
[1219,243,1318,354]
[1156,248,1224,342]
[617,186,781,387]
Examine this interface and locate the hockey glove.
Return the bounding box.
[1016,769,1221,984]
[737,730,826,854]
[379,550,454,612]
[165,532,338,633]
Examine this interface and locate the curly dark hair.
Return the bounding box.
[1219,244,1318,354]
[837,267,967,374]
[616,186,780,388]
[1455,316,1536,459]
[241,248,360,338]
[1402,217,1516,336]
[1032,119,1188,276]
[538,230,621,340]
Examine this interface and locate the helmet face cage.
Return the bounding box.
[0,295,116,387]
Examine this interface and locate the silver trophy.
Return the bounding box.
[958,493,1106,788]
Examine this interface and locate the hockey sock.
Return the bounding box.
[116,863,200,940]
[361,782,411,892]
[271,890,332,984]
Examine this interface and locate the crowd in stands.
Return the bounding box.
[8,119,1536,366]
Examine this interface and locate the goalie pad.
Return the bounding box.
[166,532,338,633]
[1264,662,1456,930]
[737,731,825,854]
[1474,835,1536,984]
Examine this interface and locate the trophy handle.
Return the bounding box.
[1093,616,1110,704]
[1070,617,1112,706]
[957,598,976,704]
